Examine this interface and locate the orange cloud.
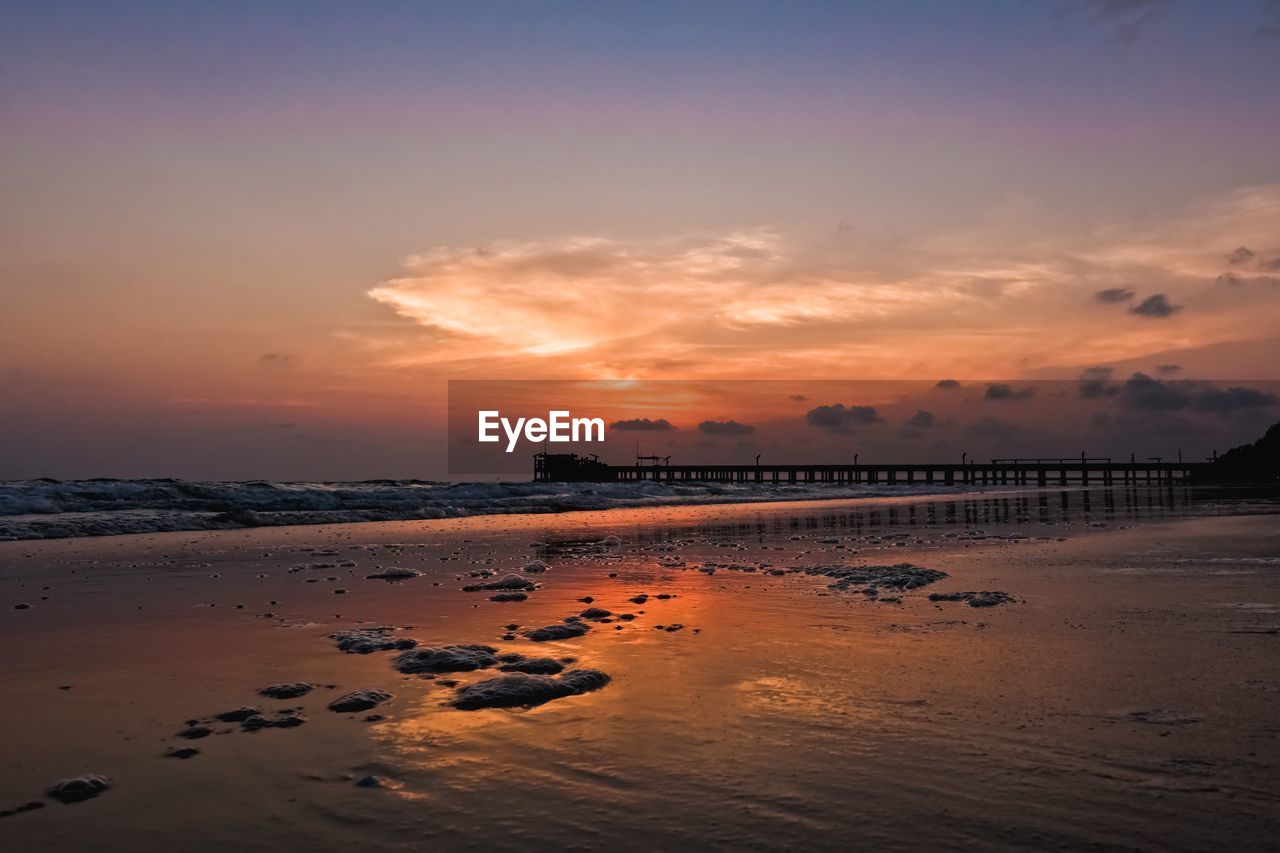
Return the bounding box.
[365,186,1280,380]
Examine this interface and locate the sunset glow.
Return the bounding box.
[3,1,1279,479]
[4,6,1280,851]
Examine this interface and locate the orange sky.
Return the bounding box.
[365,187,1280,383]
[3,2,1279,479]
[4,183,1280,479]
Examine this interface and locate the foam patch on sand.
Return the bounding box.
[802,563,949,592]
[330,627,418,654]
[392,645,500,674]
[462,574,535,592]
[523,622,592,641]
[928,591,1018,607]
[451,669,611,710]
[45,775,110,804]
[328,690,392,713]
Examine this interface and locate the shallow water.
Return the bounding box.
[0,477,977,540]
[1,487,1278,851]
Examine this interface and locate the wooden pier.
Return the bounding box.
[533,453,1207,486]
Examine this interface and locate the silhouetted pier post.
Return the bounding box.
[534,452,1206,486]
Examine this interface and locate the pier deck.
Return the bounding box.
[533,453,1207,485]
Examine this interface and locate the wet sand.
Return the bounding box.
[1,488,1278,851]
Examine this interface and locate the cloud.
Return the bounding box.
[1260,0,1280,37]
[1078,366,1117,399]
[1227,246,1256,265]
[366,230,1004,375]
[935,379,961,389]
[1094,287,1135,303]
[1155,363,1181,375]
[698,419,754,435]
[1223,246,1280,274]
[1195,386,1279,412]
[364,184,1280,379]
[984,383,1035,401]
[1118,372,1278,414]
[906,409,939,428]
[1119,372,1190,410]
[840,405,882,424]
[369,232,789,360]
[259,352,294,367]
[788,394,808,402]
[611,418,675,431]
[1128,293,1182,317]
[1070,0,1171,43]
[1218,272,1280,287]
[803,404,844,427]
[805,404,882,430]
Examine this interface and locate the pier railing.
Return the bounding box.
[534,457,1207,486]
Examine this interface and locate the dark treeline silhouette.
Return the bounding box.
[1212,420,1280,481]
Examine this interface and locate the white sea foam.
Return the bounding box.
[0,478,964,540]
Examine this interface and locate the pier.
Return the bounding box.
[533,453,1207,485]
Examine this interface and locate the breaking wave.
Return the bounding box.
[0,478,964,540]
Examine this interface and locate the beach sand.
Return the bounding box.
[1,489,1277,851]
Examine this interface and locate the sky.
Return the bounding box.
[2,0,1279,479]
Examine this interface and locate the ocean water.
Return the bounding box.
[0,478,968,540]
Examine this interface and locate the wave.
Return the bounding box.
[0,478,966,540]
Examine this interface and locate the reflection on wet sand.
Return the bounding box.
[0,486,1278,850]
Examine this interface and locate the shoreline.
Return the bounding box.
[3,478,1276,542]
[0,478,1000,541]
